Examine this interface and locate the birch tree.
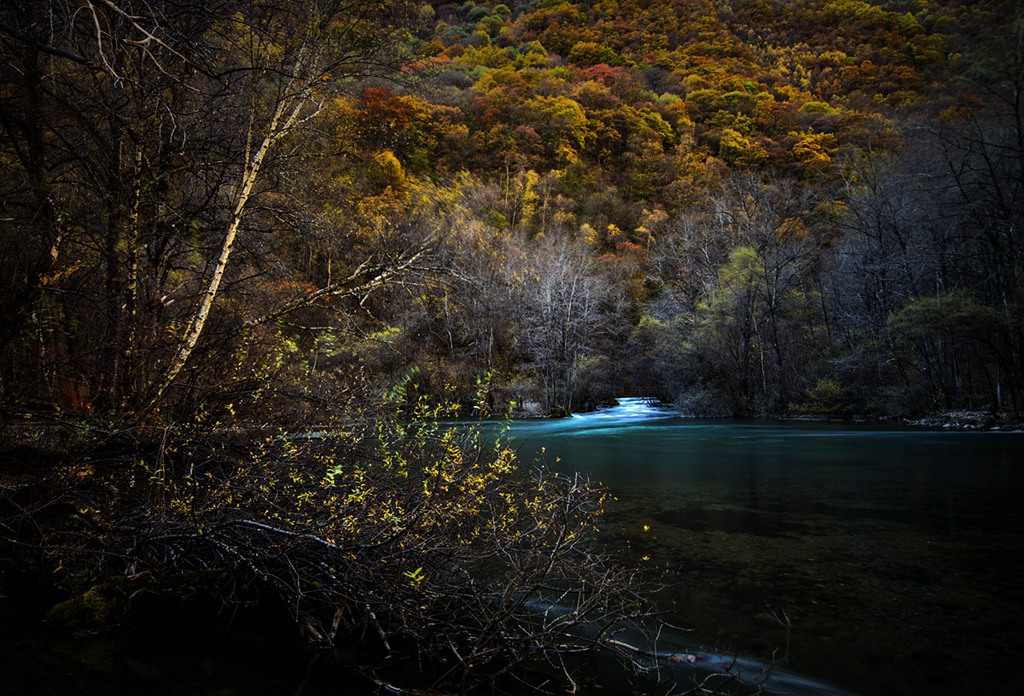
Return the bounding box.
[0,1,417,420]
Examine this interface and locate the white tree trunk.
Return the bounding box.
[138,84,313,420]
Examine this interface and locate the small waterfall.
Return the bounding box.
[572,397,673,423]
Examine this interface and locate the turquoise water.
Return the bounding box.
[501,399,1024,695]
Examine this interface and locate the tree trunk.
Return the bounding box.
[137,92,313,421]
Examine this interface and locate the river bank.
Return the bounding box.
[902,409,1024,431]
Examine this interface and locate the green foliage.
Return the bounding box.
[568,41,631,67]
[887,290,1003,338]
[792,378,853,415]
[799,101,838,114]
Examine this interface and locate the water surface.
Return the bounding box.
[502,399,1024,695]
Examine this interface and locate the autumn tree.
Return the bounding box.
[0,0,422,422]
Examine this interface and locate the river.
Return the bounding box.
[499,398,1024,696]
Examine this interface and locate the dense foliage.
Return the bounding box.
[1,0,1021,421]
[400,0,1022,418]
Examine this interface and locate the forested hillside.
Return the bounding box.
[378,0,1023,418]
[3,0,1020,424]
[0,1,1020,692]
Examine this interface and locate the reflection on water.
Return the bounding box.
[502,399,1024,696]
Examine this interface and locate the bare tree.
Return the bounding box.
[520,233,608,413]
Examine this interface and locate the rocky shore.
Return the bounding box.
[905,410,1024,432]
